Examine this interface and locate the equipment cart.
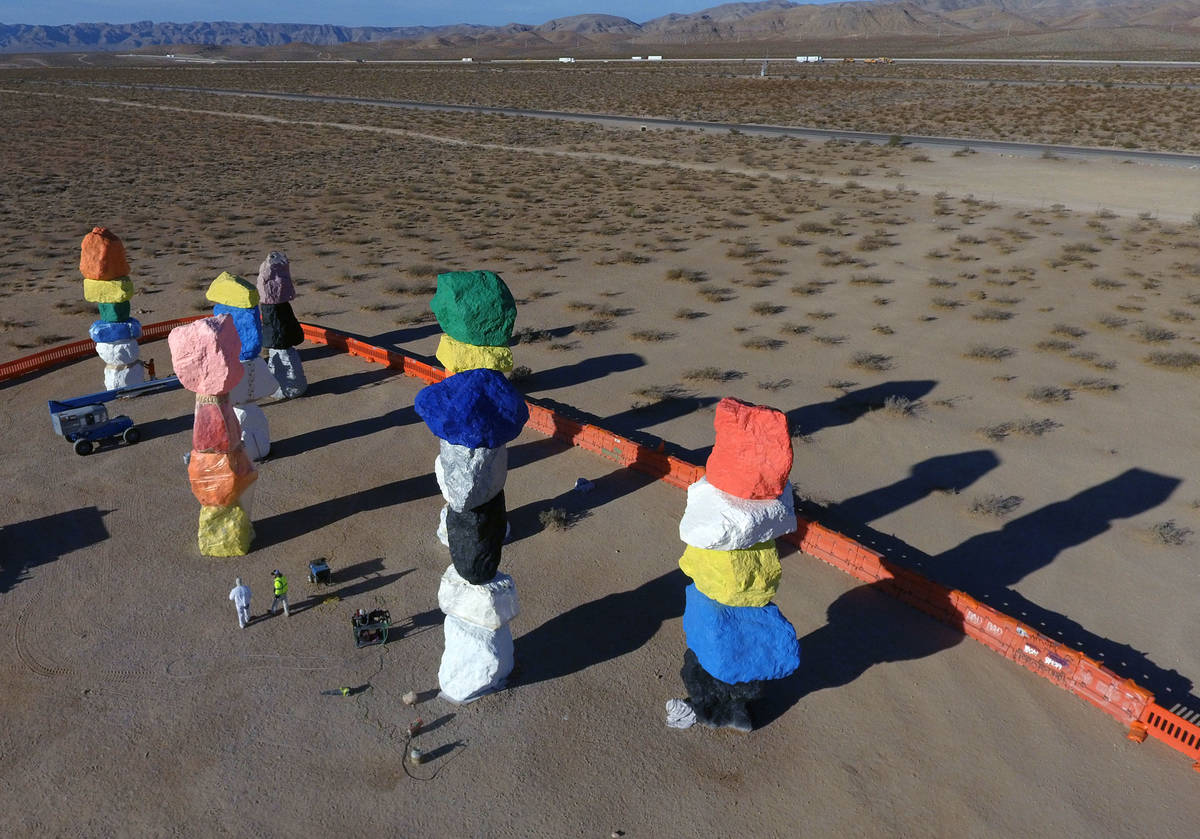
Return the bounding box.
[352,609,390,648]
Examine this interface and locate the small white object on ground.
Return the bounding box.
[666,698,697,729]
[402,690,417,705]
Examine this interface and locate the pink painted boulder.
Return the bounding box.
[168,315,244,396]
[257,251,295,304]
[704,397,793,500]
[193,398,242,452]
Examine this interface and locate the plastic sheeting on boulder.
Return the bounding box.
[256,251,295,304]
[168,315,244,395]
[678,540,782,608]
[266,347,307,399]
[435,440,508,512]
[680,648,762,731]
[188,447,257,506]
[211,303,263,361]
[89,318,141,344]
[205,271,260,309]
[704,397,793,500]
[259,302,304,349]
[193,398,242,452]
[82,277,134,304]
[446,490,506,584]
[197,503,254,556]
[79,226,129,281]
[94,338,140,366]
[229,357,279,404]
[437,564,520,631]
[103,363,145,391]
[233,404,270,461]
[438,614,514,703]
[681,584,800,684]
[435,333,513,374]
[430,270,516,347]
[97,301,131,323]
[415,368,528,449]
[678,476,797,551]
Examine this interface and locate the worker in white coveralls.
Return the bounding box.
[270,569,289,617]
[229,577,252,629]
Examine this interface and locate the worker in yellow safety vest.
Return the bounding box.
[270,569,290,617]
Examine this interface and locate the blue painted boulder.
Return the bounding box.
[414,368,529,449]
[212,303,263,361]
[681,584,800,684]
[90,317,142,344]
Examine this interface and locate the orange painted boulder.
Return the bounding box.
[704,398,792,500]
[187,447,257,506]
[79,227,130,281]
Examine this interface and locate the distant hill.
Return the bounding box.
[2,0,1198,56]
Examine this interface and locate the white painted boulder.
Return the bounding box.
[678,476,797,551]
[266,347,307,399]
[434,441,508,512]
[233,404,270,461]
[438,615,514,703]
[437,564,520,631]
[94,338,140,366]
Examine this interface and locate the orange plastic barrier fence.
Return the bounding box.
[0,316,202,384]
[9,322,1198,772]
[1136,704,1200,772]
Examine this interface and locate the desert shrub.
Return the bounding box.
[1145,351,1200,370]
[1026,386,1072,403]
[851,352,893,371]
[1150,520,1192,545]
[964,345,1015,361]
[970,494,1023,517]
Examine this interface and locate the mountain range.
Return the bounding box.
[2,0,1198,56]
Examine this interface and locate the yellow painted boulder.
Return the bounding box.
[83,276,134,304]
[678,540,781,608]
[198,503,254,556]
[205,271,259,308]
[436,333,513,374]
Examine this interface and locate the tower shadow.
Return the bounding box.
[758,467,1186,727]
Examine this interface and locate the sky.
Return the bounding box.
[0,1,848,29]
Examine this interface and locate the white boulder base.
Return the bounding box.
[438,615,514,703]
[94,338,140,366]
[678,477,798,551]
[229,356,280,404]
[434,440,508,512]
[437,564,520,631]
[104,362,145,391]
[233,404,270,461]
[266,347,307,399]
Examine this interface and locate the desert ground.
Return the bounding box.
[4,61,1200,836]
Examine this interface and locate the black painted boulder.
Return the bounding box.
[446,490,507,584]
[680,648,763,732]
[260,302,304,349]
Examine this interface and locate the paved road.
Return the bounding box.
[65,80,1200,168]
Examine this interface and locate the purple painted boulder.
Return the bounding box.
[257,251,295,304]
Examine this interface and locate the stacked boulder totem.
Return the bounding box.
[675,397,801,731]
[206,271,279,461]
[168,315,257,556]
[413,270,528,703]
[80,227,144,391]
[257,252,308,399]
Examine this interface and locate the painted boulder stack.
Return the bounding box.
[414,270,527,703]
[675,397,800,731]
[257,252,307,399]
[80,227,145,390]
[207,272,279,461]
[168,315,258,556]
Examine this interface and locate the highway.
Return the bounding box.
[66,80,1200,168]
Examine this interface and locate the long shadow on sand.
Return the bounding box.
[787,379,938,438]
[758,466,1187,727]
[516,352,645,394]
[253,472,439,549]
[507,460,662,542]
[1,506,111,594]
[268,405,420,461]
[514,569,687,686]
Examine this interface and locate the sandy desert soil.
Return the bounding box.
[3,63,1200,835]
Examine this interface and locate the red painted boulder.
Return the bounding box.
[704,397,792,500]
[193,398,242,452]
[168,315,244,395]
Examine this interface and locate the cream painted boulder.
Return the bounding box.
[437,564,519,631]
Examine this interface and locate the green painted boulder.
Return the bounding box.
[430,270,516,347]
[97,301,131,322]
